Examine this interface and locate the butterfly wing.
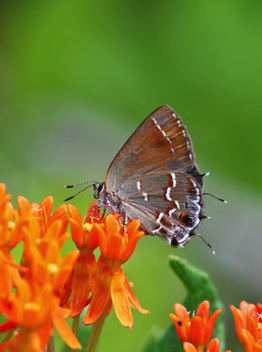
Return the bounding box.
[106,105,197,191]
[117,171,203,247]
[102,105,205,247]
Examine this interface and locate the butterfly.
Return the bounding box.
[65,105,211,248]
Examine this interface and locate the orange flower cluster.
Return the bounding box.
[169,301,231,352]
[64,202,149,328]
[6,181,262,352]
[231,301,262,351]
[0,183,148,351]
[0,183,80,351]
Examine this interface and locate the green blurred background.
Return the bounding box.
[1,1,262,351]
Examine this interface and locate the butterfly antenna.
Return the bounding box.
[64,180,98,188]
[64,181,99,202]
[203,193,227,203]
[196,234,215,255]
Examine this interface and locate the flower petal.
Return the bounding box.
[183,342,197,352]
[247,304,258,320]
[67,204,82,223]
[0,320,17,332]
[169,313,189,342]
[254,343,262,352]
[206,338,219,352]
[257,303,262,323]
[107,232,124,262]
[60,272,73,306]
[242,329,255,352]
[95,224,108,256]
[39,196,53,223]
[204,309,221,344]
[50,204,68,223]
[174,303,189,321]
[53,250,79,292]
[104,214,118,238]
[230,305,246,345]
[190,316,205,348]
[246,317,259,342]
[124,277,149,314]
[122,233,144,262]
[17,196,30,215]
[83,265,113,325]
[69,219,84,248]
[240,301,249,316]
[196,300,209,320]
[70,254,96,318]
[111,267,133,329]
[126,220,141,239]
[52,306,81,349]
[87,225,99,250]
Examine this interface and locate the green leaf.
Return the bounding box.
[142,324,183,352]
[142,255,225,352]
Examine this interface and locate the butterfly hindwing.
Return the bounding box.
[118,171,203,246]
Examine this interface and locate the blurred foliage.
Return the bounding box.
[1,1,262,351]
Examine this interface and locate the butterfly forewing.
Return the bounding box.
[106,105,195,191]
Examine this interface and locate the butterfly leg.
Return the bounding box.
[93,200,108,219]
[92,202,102,218]
[123,215,128,232]
[195,233,215,254]
[101,207,106,218]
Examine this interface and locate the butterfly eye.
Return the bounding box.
[97,183,103,194]
[93,183,104,199]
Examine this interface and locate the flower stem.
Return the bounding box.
[69,315,80,352]
[47,335,54,352]
[85,301,109,352]
[2,329,15,343]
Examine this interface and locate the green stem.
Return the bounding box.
[47,335,54,352]
[69,316,80,352]
[2,329,15,343]
[85,302,109,352]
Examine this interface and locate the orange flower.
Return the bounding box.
[169,301,221,351]
[0,188,81,351]
[18,198,79,298]
[0,184,26,299]
[257,303,262,323]
[0,280,81,351]
[0,185,148,350]
[231,301,262,351]
[183,338,231,352]
[63,202,100,317]
[241,330,262,352]
[17,195,69,247]
[83,213,149,328]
